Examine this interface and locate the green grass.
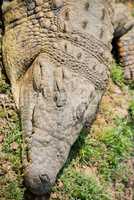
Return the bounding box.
[79,115,134,181]
[2,122,22,154]
[2,120,22,166]
[0,77,10,94]
[79,117,133,181]
[5,182,24,200]
[111,63,134,89]
[132,12,134,17]
[1,121,24,200]
[0,109,7,118]
[111,64,125,88]
[57,169,112,200]
[0,74,24,200]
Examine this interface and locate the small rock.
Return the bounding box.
[51,193,58,199]
[10,142,19,150]
[114,85,122,95]
[58,180,64,188]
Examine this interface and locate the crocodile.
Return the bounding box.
[0,0,134,197]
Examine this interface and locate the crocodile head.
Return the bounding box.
[2,0,113,195]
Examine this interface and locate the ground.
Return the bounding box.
[0,73,24,200]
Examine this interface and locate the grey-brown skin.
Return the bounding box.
[113,3,134,80]
[0,0,134,196]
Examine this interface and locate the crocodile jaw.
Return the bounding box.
[18,53,103,195]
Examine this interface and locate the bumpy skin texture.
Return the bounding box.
[113,3,134,81]
[118,29,134,80]
[1,0,133,196]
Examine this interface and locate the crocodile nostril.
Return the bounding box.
[39,174,52,194]
[39,174,50,184]
[24,171,53,195]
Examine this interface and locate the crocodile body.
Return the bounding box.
[0,0,134,196]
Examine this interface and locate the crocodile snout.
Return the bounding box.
[24,167,54,195]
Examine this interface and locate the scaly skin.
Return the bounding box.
[1,0,133,196]
[118,30,134,81]
[113,3,134,81]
